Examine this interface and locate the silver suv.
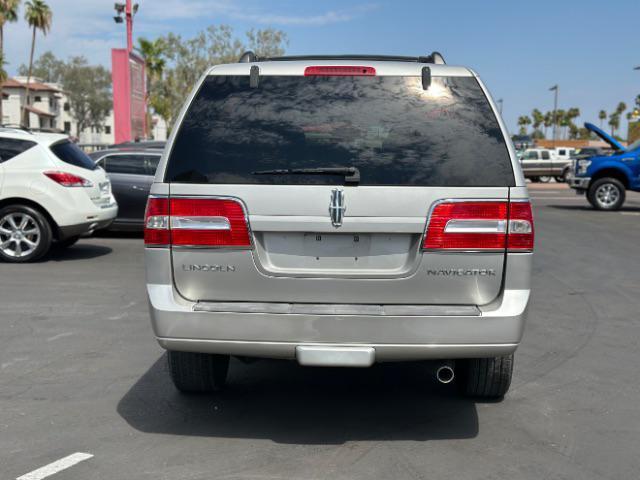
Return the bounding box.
[145,52,533,399]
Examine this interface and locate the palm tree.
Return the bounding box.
[543,111,553,138]
[608,113,620,137]
[598,110,607,129]
[517,115,531,135]
[554,109,566,139]
[0,0,20,122]
[531,108,544,137]
[136,37,166,138]
[22,0,51,127]
[566,107,580,139]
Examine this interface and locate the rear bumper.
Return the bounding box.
[147,284,529,361]
[58,217,115,240]
[56,201,118,239]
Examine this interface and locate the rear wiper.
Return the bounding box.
[252,166,360,184]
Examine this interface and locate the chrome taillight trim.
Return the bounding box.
[444,219,507,234]
[163,195,254,250]
[169,216,231,231]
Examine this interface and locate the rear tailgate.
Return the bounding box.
[169,185,509,305]
[162,64,516,306]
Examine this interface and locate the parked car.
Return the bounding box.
[0,127,117,262]
[519,147,570,182]
[568,122,640,210]
[108,140,165,150]
[144,52,534,399]
[512,134,534,151]
[89,148,162,230]
[573,146,607,159]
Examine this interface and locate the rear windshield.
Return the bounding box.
[166,75,514,186]
[50,140,97,171]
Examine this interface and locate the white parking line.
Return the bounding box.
[620,212,640,216]
[16,453,93,480]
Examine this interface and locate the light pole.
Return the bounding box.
[549,85,559,146]
[497,98,503,115]
[114,1,139,53]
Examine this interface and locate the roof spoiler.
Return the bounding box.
[238,51,446,65]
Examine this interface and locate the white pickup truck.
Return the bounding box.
[519,148,572,182]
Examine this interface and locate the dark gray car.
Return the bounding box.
[89,148,163,230]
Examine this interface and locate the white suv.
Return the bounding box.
[0,127,117,262]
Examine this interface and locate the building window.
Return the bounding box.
[63,102,70,112]
[64,121,71,133]
[34,96,42,103]
[105,126,111,134]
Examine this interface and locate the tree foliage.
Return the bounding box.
[22,0,51,125]
[0,0,20,120]
[61,56,111,136]
[18,52,113,135]
[17,50,64,82]
[143,25,288,130]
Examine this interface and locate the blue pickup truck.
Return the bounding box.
[568,123,640,210]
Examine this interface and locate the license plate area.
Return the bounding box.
[303,232,371,258]
[254,232,420,277]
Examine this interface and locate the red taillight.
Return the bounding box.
[44,171,92,187]
[507,201,535,252]
[170,198,251,247]
[423,200,534,252]
[144,197,251,248]
[304,66,376,76]
[144,197,170,246]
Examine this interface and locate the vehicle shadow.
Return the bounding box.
[94,230,143,239]
[117,355,480,444]
[46,243,113,261]
[548,204,640,212]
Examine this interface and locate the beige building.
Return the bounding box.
[1,76,167,145]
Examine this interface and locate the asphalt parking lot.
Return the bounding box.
[2,183,640,480]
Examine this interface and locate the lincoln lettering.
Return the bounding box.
[427,268,496,277]
[182,264,236,272]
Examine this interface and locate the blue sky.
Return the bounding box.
[3,0,639,134]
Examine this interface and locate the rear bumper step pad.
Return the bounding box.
[193,301,480,317]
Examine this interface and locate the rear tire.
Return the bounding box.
[587,177,625,211]
[538,175,551,183]
[0,204,52,263]
[462,354,514,399]
[168,351,230,393]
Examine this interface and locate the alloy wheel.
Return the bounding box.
[0,213,41,258]
[595,183,620,208]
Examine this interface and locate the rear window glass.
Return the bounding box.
[102,154,146,175]
[166,75,514,186]
[0,138,36,162]
[50,140,97,170]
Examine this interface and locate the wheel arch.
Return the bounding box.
[590,168,630,189]
[0,197,61,240]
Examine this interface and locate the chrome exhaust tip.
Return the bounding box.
[436,364,455,384]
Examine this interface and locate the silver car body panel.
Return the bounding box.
[146,59,531,363]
